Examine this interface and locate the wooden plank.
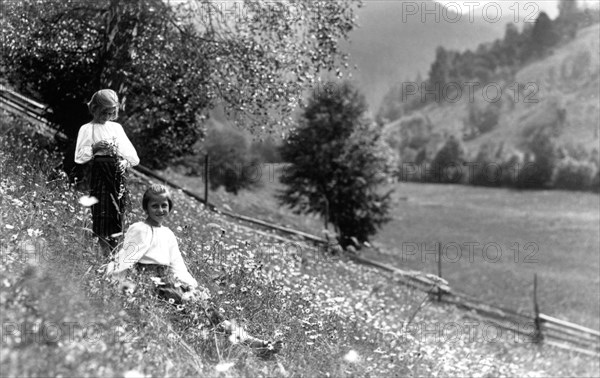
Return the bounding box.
[462,313,536,341]
[546,339,600,356]
[0,85,47,109]
[540,313,600,337]
[544,330,600,351]
[218,209,329,244]
[443,294,533,325]
[542,321,600,342]
[1,97,48,123]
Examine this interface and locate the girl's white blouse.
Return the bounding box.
[110,222,198,288]
[74,121,140,166]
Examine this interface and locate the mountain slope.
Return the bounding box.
[383,23,600,160]
[344,0,514,109]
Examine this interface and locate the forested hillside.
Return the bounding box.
[379,6,600,191]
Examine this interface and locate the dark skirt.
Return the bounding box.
[89,156,127,241]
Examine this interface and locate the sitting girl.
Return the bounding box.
[105,184,282,356]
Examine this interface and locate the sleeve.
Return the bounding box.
[109,223,151,274]
[116,123,140,167]
[168,232,198,288]
[74,125,93,164]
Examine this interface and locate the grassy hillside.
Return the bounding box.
[383,23,600,160]
[2,115,599,376]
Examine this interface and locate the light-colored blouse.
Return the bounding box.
[108,222,198,288]
[74,121,139,166]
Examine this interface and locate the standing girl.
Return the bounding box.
[75,89,139,253]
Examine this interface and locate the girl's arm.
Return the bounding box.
[168,232,198,289]
[106,223,151,276]
[74,124,93,164]
[116,123,140,167]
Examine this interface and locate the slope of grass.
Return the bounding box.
[2,113,599,377]
[159,164,600,331]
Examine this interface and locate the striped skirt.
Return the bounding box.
[89,156,128,241]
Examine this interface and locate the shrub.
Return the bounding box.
[552,156,597,190]
[516,130,558,189]
[470,143,503,187]
[467,100,501,135]
[430,136,465,183]
[204,125,263,194]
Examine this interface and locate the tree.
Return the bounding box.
[1,0,360,168]
[501,23,521,67]
[530,12,559,57]
[558,0,578,17]
[427,46,450,102]
[278,82,394,248]
[515,128,558,189]
[430,136,465,183]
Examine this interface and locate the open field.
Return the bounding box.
[159,165,600,330]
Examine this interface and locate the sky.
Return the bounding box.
[435,0,600,19]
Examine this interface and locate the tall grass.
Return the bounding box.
[1,112,599,377]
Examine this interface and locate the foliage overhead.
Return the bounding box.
[1,0,360,168]
[278,82,394,248]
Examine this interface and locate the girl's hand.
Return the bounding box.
[92,140,110,153]
[118,159,129,170]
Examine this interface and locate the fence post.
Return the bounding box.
[533,273,544,343]
[204,154,209,205]
[437,242,442,302]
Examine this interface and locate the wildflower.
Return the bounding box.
[5,224,14,229]
[199,328,210,340]
[27,228,43,238]
[215,362,234,372]
[168,298,175,304]
[78,195,99,207]
[122,370,146,378]
[344,350,360,363]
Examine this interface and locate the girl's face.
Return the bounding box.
[94,106,118,124]
[145,196,170,226]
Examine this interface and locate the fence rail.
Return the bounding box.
[2,85,599,357]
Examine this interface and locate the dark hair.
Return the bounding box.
[142,184,173,212]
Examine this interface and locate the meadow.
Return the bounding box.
[159,164,600,331]
[2,115,599,377]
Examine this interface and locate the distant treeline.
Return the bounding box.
[377,2,600,123]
